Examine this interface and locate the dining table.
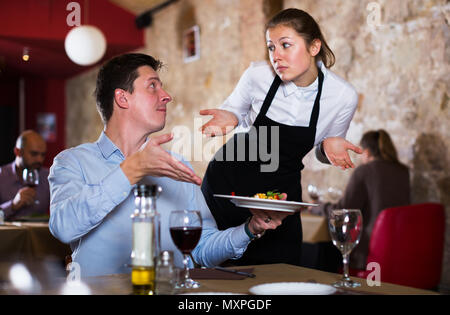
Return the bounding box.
[0,263,437,295]
[0,221,71,262]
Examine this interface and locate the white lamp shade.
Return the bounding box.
[64,25,107,66]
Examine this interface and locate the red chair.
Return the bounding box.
[354,203,445,290]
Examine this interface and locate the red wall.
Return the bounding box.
[25,78,66,168]
[0,77,20,165]
[0,0,143,168]
[0,0,142,45]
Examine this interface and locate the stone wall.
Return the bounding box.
[286,0,450,291]
[66,68,103,148]
[143,0,273,173]
[66,0,449,290]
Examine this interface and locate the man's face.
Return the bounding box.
[126,66,172,133]
[18,137,47,170]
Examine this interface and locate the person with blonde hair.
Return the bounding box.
[315,129,411,269]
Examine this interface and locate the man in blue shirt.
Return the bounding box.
[49,53,288,277]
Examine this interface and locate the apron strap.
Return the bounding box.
[308,68,324,129]
[254,75,282,125]
[254,69,324,129]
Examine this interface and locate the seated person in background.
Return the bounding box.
[312,129,410,269]
[48,53,288,277]
[0,130,50,221]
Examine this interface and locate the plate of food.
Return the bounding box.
[213,191,318,213]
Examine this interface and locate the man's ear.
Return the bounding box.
[114,89,129,109]
[13,147,21,158]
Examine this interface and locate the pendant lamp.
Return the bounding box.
[65,25,106,66]
[64,0,106,66]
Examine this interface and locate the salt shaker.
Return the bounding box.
[155,250,177,295]
[0,209,4,225]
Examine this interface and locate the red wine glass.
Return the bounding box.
[169,210,202,289]
[22,168,39,205]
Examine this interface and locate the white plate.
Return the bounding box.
[249,282,336,295]
[213,194,318,213]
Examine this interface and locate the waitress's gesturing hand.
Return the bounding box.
[323,137,363,170]
[199,109,238,137]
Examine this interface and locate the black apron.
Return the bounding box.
[201,69,324,266]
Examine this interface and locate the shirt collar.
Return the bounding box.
[97,131,123,160]
[281,61,328,97]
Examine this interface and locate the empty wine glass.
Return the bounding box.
[326,187,343,203]
[307,184,321,202]
[328,209,363,288]
[22,168,39,205]
[169,210,202,289]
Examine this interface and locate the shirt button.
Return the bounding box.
[123,192,128,197]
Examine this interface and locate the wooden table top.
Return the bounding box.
[21,263,436,295]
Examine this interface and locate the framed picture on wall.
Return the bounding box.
[37,113,56,142]
[183,25,200,63]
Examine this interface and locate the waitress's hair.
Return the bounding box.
[360,129,400,164]
[266,8,335,68]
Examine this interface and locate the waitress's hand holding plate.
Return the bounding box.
[199,109,238,137]
[248,208,291,235]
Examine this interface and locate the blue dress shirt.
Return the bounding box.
[48,132,250,277]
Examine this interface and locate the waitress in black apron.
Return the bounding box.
[200,9,361,266]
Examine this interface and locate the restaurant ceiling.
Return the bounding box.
[109,0,170,15]
[0,0,146,79]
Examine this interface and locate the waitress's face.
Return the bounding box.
[266,25,320,86]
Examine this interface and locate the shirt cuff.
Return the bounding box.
[229,223,252,259]
[101,165,133,206]
[315,139,331,164]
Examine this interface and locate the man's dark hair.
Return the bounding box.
[94,53,163,124]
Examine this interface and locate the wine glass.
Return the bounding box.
[22,168,39,204]
[326,187,343,203]
[169,210,202,289]
[328,209,363,288]
[307,184,321,202]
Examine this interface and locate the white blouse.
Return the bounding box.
[220,61,358,146]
